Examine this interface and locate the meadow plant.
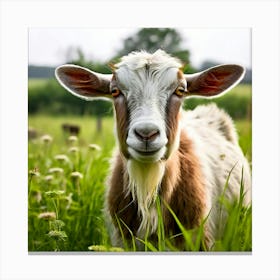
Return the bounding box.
[68,135,78,144]
[88,144,101,151]
[28,115,251,252]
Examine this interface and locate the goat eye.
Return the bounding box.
[111,88,121,97]
[175,87,186,97]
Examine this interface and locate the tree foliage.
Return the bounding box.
[115,28,195,73]
[118,28,183,55]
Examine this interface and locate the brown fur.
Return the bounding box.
[113,95,129,158]
[107,154,140,239]
[161,131,208,249]
[108,69,208,250]
[165,94,183,158]
[107,131,208,250]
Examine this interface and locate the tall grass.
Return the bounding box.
[28,115,251,252]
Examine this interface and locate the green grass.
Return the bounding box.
[28,114,252,252]
[28,78,49,88]
[184,84,252,120]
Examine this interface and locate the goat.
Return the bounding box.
[62,123,80,135]
[55,50,251,250]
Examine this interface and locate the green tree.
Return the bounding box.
[115,28,195,73]
[118,28,183,55]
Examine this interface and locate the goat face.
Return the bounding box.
[55,50,245,163]
[112,51,186,162]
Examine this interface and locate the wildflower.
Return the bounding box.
[45,190,65,198]
[41,134,53,144]
[47,230,68,241]
[38,211,56,220]
[50,219,65,231]
[29,168,40,177]
[70,171,83,179]
[44,175,54,182]
[68,135,78,143]
[48,167,64,174]
[68,147,79,153]
[54,154,70,163]
[88,144,101,151]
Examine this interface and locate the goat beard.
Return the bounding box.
[126,159,165,235]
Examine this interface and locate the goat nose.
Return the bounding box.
[134,123,160,142]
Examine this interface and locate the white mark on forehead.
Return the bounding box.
[114,50,184,127]
[115,50,183,96]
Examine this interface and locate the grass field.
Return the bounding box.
[28,112,252,252]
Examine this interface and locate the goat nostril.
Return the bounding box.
[134,127,160,142]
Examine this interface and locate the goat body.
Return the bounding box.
[55,50,251,250]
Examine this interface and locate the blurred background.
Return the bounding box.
[28,27,251,118]
[28,28,252,251]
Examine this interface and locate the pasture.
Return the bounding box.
[28,83,252,252]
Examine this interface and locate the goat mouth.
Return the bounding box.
[136,149,160,156]
[127,147,165,162]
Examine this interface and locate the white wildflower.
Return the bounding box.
[70,171,83,179]
[38,212,56,220]
[54,154,70,162]
[68,147,79,153]
[68,135,78,143]
[48,167,64,174]
[44,175,54,182]
[41,134,53,144]
[88,144,101,151]
[29,168,40,177]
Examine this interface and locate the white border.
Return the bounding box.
[1,1,279,280]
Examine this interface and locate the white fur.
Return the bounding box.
[114,51,185,236]
[116,50,183,163]
[113,51,251,243]
[182,104,251,241]
[55,50,251,248]
[126,159,165,236]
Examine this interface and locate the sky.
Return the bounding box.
[29,28,251,69]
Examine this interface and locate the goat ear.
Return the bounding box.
[185,64,245,97]
[55,64,112,101]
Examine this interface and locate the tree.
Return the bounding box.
[117,28,182,55]
[115,28,195,73]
